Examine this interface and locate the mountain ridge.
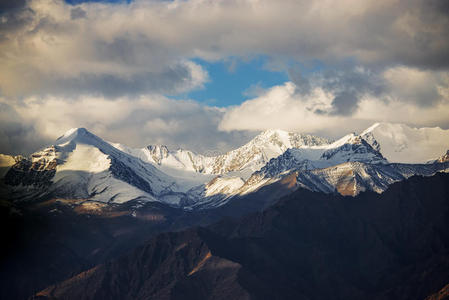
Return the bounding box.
[1,122,448,209]
[33,172,449,300]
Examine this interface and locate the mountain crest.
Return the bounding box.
[145,145,170,164]
[438,150,449,163]
[55,127,103,148]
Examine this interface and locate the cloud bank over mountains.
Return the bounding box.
[0,0,448,154]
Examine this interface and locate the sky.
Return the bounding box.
[0,0,448,155]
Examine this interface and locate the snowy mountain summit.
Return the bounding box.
[1,123,449,209]
[114,128,331,179]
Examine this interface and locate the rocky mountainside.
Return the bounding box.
[2,128,208,206]
[113,129,331,178]
[1,123,448,299]
[236,130,449,198]
[34,173,449,300]
[1,123,448,210]
[437,150,449,163]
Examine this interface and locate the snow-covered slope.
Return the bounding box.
[2,123,448,210]
[113,129,331,179]
[297,161,449,196]
[0,154,17,178]
[233,127,447,199]
[243,131,387,187]
[239,161,449,198]
[182,176,245,210]
[361,123,449,163]
[3,128,203,205]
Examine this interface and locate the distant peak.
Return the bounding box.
[55,127,103,147]
[146,144,169,152]
[57,127,89,140]
[259,128,290,136]
[330,132,359,148]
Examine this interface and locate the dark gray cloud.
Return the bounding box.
[0,103,52,155]
[317,65,448,115]
[0,0,26,13]
[313,68,386,115]
[1,0,449,99]
[70,7,86,19]
[288,69,311,96]
[18,62,206,98]
[329,92,360,116]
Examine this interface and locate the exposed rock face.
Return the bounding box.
[108,156,154,195]
[438,150,449,163]
[122,129,332,177]
[319,135,387,164]
[425,284,449,300]
[35,230,249,300]
[146,145,170,165]
[4,149,58,187]
[35,173,449,300]
[203,129,331,175]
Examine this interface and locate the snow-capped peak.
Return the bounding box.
[55,127,101,147]
[258,128,290,140]
[327,133,358,148]
[57,127,88,140]
[145,145,170,164]
[252,128,331,150]
[437,150,449,163]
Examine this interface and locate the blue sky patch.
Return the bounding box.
[182,57,289,107]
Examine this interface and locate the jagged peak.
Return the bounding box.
[258,128,289,137]
[251,128,331,148]
[146,144,169,152]
[328,132,359,148]
[437,150,449,163]
[56,127,90,142]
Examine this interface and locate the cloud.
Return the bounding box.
[219,68,449,137]
[0,103,53,155]
[1,0,448,154]
[70,7,86,20]
[0,0,209,97]
[1,0,448,97]
[285,66,449,116]
[0,95,254,155]
[316,67,386,115]
[383,66,449,107]
[0,0,26,12]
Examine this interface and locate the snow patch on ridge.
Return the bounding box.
[56,144,110,174]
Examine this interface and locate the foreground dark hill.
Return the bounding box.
[0,171,299,300]
[36,173,449,300]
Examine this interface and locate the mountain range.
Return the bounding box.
[1,122,449,299]
[1,122,448,209]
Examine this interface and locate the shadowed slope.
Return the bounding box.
[36,173,449,300]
